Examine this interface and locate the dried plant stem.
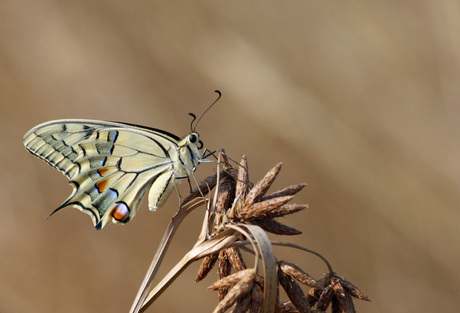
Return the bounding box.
[140,230,241,312]
[130,155,369,313]
[129,197,206,313]
[270,242,334,275]
[228,240,334,276]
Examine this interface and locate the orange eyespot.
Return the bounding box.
[95,179,108,193]
[111,202,130,222]
[97,168,111,176]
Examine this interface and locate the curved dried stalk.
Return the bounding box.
[129,176,217,313]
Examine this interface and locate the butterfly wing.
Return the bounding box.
[23,120,183,229]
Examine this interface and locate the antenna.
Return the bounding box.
[191,90,222,132]
[188,113,197,132]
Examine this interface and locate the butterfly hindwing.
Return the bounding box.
[23,119,201,229]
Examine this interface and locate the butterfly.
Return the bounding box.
[23,92,220,230]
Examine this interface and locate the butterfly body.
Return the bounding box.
[23,119,202,230]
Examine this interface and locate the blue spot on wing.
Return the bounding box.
[108,188,119,199]
[109,131,119,143]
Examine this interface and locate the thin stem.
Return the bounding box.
[129,198,205,313]
[229,240,335,275]
[270,241,334,275]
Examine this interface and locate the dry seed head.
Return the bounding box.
[336,275,371,301]
[213,172,235,227]
[217,250,232,300]
[245,203,308,220]
[277,301,302,313]
[315,285,334,311]
[235,155,250,199]
[191,157,369,313]
[306,273,370,312]
[250,219,302,235]
[260,183,307,202]
[332,277,356,313]
[244,162,283,206]
[208,268,255,290]
[211,270,256,313]
[232,293,252,313]
[223,247,246,272]
[249,283,263,313]
[196,157,309,290]
[279,261,319,289]
[278,270,311,313]
[196,252,218,282]
[238,195,294,219]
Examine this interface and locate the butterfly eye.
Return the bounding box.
[189,134,197,143]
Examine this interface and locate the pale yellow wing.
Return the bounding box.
[23,120,199,229]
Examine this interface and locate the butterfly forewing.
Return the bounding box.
[23,119,202,229]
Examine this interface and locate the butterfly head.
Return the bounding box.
[175,131,203,175]
[188,132,203,149]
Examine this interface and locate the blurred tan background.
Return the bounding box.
[1,1,460,312]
